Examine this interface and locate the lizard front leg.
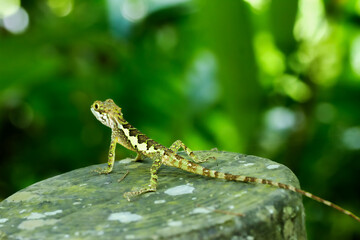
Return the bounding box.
[93,133,117,174]
[123,158,162,201]
[169,140,215,163]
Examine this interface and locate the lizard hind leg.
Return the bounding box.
[123,158,162,201]
[169,140,215,163]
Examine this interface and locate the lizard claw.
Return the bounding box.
[123,192,132,201]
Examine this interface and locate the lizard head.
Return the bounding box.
[91,99,125,128]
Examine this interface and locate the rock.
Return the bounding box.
[0,151,306,239]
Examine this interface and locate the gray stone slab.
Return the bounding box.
[0,151,306,240]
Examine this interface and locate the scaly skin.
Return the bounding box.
[91,99,360,222]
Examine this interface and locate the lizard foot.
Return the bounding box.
[123,186,156,201]
[92,167,112,175]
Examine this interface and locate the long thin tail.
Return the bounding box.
[168,156,360,222]
[222,173,360,223]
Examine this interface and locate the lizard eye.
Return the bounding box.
[94,103,99,110]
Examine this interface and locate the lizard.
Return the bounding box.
[90,99,360,222]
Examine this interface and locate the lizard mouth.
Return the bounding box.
[90,108,98,117]
[91,108,111,127]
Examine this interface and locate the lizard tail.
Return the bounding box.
[169,157,360,222]
[219,172,360,223]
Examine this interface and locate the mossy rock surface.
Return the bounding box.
[0,151,306,239]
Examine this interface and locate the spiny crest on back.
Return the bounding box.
[91,99,126,128]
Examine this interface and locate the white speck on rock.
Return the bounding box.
[0,219,8,223]
[19,209,27,214]
[45,210,62,216]
[164,185,194,196]
[27,212,45,220]
[119,158,133,164]
[267,164,280,169]
[190,207,214,214]
[238,160,246,163]
[243,163,254,167]
[108,212,143,223]
[27,210,62,220]
[234,191,247,198]
[18,219,59,230]
[79,183,87,187]
[73,202,81,205]
[154,199,166,204]
[266,205,276,214]
[125,235,136,239]
[167,220,183,227]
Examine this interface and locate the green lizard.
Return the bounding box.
[91,99,360,222]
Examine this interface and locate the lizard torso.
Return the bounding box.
[91,99,360,223]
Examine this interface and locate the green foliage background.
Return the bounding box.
[1,0,360,239]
